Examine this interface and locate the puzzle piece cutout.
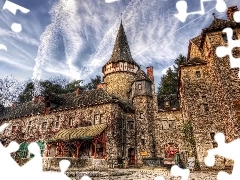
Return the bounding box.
[0,123,71,180]
[2,0,30,32]
[216,11,240,77]
[170,165,190,180]
[204,132,240,180]
[0,0,30,51]
[175,0,227,22]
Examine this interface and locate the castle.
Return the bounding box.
[0,6,239,170]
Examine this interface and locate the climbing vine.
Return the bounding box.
[183,121,200,169]
[183,121,196,146]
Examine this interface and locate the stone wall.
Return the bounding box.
[133,95,155,165]
[179,28,240,169]
[154,110,185,158]
[104,72,136,100]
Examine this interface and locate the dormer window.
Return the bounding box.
[138,84,142,90]
[164,101,170,108]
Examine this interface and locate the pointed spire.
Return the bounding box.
[106,20,140,67]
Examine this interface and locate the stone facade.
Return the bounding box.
[0,6,240,170]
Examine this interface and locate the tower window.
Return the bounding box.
[203,104,209,112]
[127,121,134,129]
[41,122,47,130]
[196,71,201,78]
[141,139,145,146]
[210,132,215,140]
[55,121,59,128]
[202,95,207,102]
[138,84,142,90]
[12,126,17,133]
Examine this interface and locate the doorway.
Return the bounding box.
[128,148,136,165]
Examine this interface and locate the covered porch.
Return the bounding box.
[46,124,107,159]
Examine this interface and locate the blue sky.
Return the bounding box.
[0,0,239,86]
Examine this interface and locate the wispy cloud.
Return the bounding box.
[0,28,39,46]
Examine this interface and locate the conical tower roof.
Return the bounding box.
[106,21,140,67]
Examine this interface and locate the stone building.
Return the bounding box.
[0,6,239,170]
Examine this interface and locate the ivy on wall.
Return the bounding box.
[183,121,200,169]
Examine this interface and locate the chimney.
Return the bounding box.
[45,101,51,115]
[146,66,154,82]
[76,88,80,96]
[227,6,239,21]
[97,82,107,89]
[32,96,38,104]
[11,102,17,108]
[38,96,45,103]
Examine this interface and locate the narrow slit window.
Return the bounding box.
[196,71,201,78]
[203,104,209,112]
[210,132,215,140]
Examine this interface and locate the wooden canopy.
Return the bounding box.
[49,124,107,141]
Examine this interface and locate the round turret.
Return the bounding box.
[102,21,140,100]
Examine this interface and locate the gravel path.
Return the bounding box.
[69,168,219,180]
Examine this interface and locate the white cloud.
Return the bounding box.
[161,65,174,75]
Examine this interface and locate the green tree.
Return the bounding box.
[173,54,187,73]
[18,81,35,103]
[157,54,187,97]
[157,67,178,96]
[64,80,84,93]
[83,75,101,90]
[40,80,65,95]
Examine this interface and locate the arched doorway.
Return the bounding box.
[128,148,135,165]
[164,143,179,158]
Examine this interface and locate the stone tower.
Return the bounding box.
[102,21,140,100]
[179,7,240,169]
[131,69,155,164]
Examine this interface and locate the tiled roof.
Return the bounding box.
[0,102,45,121]
[198,16,240,48]
[158,94,180,110]
[181,58,207,67]
[105,21,139,67]
[55,88,118,109]
[0,89,120,121]
[135,69,152,82]
[190,35,201,47]
[204,17,240,32]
